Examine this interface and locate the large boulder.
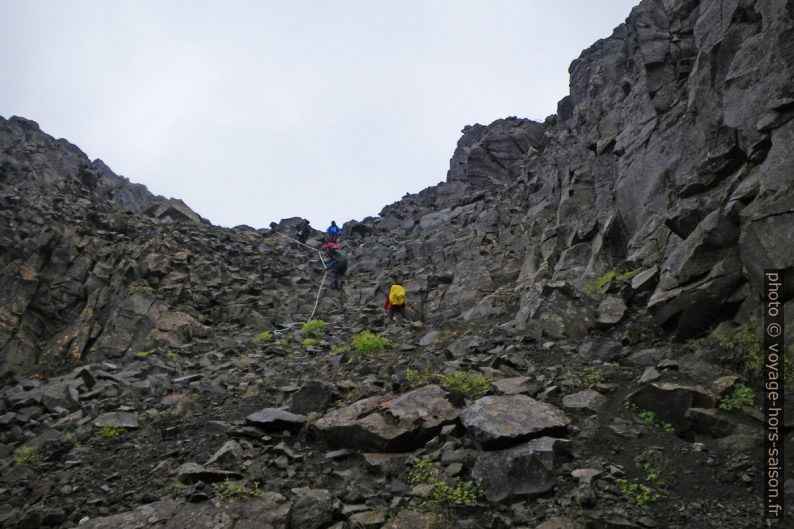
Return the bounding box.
[460,395,570,449]
[315,385,461,452]
[471,437,571,501]
[627,382,716,438]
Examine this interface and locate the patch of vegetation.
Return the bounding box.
[253,331,274,343]
[719,383,755,410]
[710,325,794,388]
[352,331,391,356]
[302,338,320,347]
[627,403,674,432]
[211,479,264,501]
[576,367,602,387]
[13,446,37,465]
[407,457,484,507]
[586,268,641,295]
[302,319,326,335]
[135,349,155,358]
[95,425,125,438]
[404,368,437,390]
[330,344,350,354]
[616,466,665,504]
[616,478,660,504]
[438,371,492,400]
[637,409,656,427]
[165,351,180,362]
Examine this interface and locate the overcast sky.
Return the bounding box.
[1,1,638,229]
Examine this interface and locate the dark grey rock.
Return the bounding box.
[472,437,571,501]
[460,395,570,449]
[246,408,306,433]
[289,380,336,415]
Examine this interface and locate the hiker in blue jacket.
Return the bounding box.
[326,221,341,243]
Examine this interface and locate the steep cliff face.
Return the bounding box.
[345,0,793,341]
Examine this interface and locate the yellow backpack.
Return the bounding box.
[389,284,406,306]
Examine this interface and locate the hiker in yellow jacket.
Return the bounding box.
[383,280,407,324]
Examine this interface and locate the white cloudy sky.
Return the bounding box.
[1,1,638,228]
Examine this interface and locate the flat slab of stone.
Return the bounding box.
[246,408,306,433]
[176,462,242,484]
[460,395,570,449]
[491,376,536,396]
[418,330,440,347]
[315,384,460,452]
[472,437,571,501]
[93,411,139,429]
[562,389,607,412]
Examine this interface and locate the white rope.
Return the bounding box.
[271,228,329,324]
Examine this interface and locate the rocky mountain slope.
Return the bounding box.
[1,0,793,528]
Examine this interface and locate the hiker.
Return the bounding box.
[326,221,341,243]
[325,246,347,290]
[296,219,311,244]
[384,280,407,323]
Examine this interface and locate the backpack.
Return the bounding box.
[389,284,406,306]
[335,252,348,273]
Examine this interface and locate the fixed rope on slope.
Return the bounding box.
[271,229,328,324]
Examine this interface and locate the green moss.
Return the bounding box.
[253,331,274,343]
[13,446,37,465]
[135,349,155,358]
[165,351,180,362]
[211,479,263,501]
[586,268,641,295]
[719,383,755,410]
[95,425,125,438]
[302,338,320,347]
[330,344,350,354]
[352,331,391,356]
[438,371,492,400]
[302,320,326,335]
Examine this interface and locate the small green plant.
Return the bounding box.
[616,477,661,504]
[302,338,320,347]
[644,466,666,487]
[330,344,350,354]
[637,409,656,426]
[407,457,484,507]
[627,404,675,432]
[253,331,274,343]
[408,457,435,485]
[95,425,125,438]
[352,331,391,356]
[135,349,155,358]
[404,368,437,390]
[438,371,492,400]
[578,367,602,387]
[211,479,263,501]
[13,446,37,465]
[586,268,641,294]
[302,319,326,335]
[719,383,755,410]
[165,351,180,362]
